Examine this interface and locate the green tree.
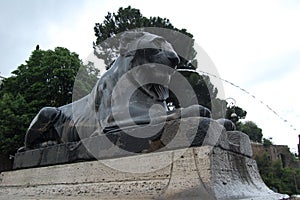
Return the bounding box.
[255,153,272,178]
[236,121,263,143]
[167,70,247,120]
[210,98,228,119]
[93,6,249,120]
[93,6,195,69]
[226,106,247,122]
[0,47,99,158]
[1,47,82,111]
[73,61,100,100]
[167,70,218,110]
[262,137,273,146]
[255,154,300,195]
[0,93,30,155]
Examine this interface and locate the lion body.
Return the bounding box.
[24,32,180,149]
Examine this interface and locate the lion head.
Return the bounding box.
[120,31,179,67]
[117,31,180,99]
[95,31,180,129]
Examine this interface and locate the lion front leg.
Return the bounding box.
[22,107,61,150]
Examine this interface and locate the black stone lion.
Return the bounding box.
[21,31,211,151]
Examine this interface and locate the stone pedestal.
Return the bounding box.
[13,117,221,169]
[0,118,288,199]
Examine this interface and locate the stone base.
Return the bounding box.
[0,131,288,199]
[13,117,223,169]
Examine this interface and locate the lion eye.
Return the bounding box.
[144,48,161,56]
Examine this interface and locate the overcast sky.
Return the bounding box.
[1,0,300,152]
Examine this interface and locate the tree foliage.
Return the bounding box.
[73,61,100,100]
[93,6,195,69]
[1,47,82,110]
[93,6,249,121]
[167,70,248,120]
[262,137,274,146]
[0,47,99,156]
[0,93,29,155]
[236,121,263,143]
[226,106,247,121]
[255,153,300,195]
[167,70,218,110]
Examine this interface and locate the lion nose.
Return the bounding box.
[166,51,180,68]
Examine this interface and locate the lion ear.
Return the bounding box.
[120,32,145,56]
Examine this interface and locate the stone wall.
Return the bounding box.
[251,143,300,168]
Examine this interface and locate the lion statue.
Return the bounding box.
[21,31,211,151]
